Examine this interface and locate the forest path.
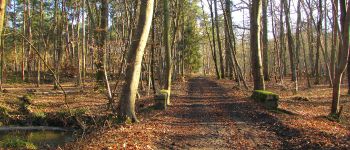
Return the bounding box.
[153,77,280,149]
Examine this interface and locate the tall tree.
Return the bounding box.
[214,0,225,78]
[315,0,323,84]
[250,0,265,90]
[118,0,154,122]
[262,0,269,80]
[331,0,350,115]
[284,0,297,82]
[163,0,172,105]
[284,1,298,91]
[0,0,6,90]
[96,0,109,84]
[207,0,220,79]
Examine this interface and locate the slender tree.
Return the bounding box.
[214,0,225,78]
[331,0,350,115]
[163,0,173,105]
[262,0,269,80]
[207,0,220,79]
[0,0,6,90]
[118,0,154,122]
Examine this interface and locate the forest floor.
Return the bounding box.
[67,77,350,149]
[1,76,350,149]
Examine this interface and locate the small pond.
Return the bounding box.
[0,128,75,148]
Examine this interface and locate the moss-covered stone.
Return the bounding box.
[154,90,168,110]
[251,90,279,109]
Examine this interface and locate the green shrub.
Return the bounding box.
[58,108,89,117]
[0,106,9,117]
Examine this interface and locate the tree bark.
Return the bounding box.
[262,0,269,81]
[118,0,154,122]
[214,0,225,78]
[96,0,109,84]
[163,0,172,105]
[250,0,265,90]
[331,0,350,115]
[207,0,220,79]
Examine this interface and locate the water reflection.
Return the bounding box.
[0,130,74,148]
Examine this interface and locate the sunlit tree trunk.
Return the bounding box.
[214,0,225,78]
[118,0,154,122]
[262,0,269,81]
[250,0,265,90]
[0,0,5,91]
[163,0,173,105]
[207,0,220,79]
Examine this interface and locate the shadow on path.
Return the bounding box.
[155,77,349,149]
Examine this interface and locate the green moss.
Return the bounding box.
[32,111,46,119]
[326,113,341,122]
[57,108,89,117]
[0,105,9,117]
[251,90,279,109]
[254,90,276,95]
[0,138,37,149]
[22,94,34,104]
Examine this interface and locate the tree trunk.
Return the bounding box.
[279,0,285,83]
[207,0,220,79]
[315,0,323,84]
[262,0,269,81]
[330,0,338,88]
[214,0,225,78]
[163,0,172,105]
[250,0,265,90]
[331,0,350,115]
[284,0,297,82]
[118,0,154,122]
[95,0,108,84]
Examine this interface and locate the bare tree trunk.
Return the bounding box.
[250,0,265,90]
[118,0,154,122]
[95,0,108,85]
[163,0,173,105]
[331,0,350,115]
[330,0,338,87]
[315,0,323,84]
[0,0,5,90]
[214,0,225,78]
[279,0,285,83]
[82,0,86,88]
[262,0,269,81]
[284,0,297,93]
[207,0,220,79]
[26,0,32,82]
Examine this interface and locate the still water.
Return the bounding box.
[0,129,75,148]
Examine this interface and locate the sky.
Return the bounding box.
[199,0,334,39]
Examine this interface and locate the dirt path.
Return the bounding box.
[72,77,349,149]
[153,77,280,149]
